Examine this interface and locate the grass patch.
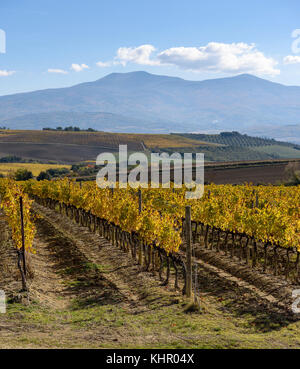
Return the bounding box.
[3,297,300,349]
[83,262,111,273]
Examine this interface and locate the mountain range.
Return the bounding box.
[0,71,300,143]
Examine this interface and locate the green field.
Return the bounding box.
[251,144,300,159]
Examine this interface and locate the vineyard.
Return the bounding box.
[177,132,286,147]
[175,132,300,162]
[1,178,300,348]
[1,178,299,290]
[20,179,300,252]
[0,180,36,291]
[0,130,207,150]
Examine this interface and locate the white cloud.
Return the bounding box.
[48,68,68,74]
[116,44,159,66]
[70,63,89,72]
[283,55,300,64]
[96,61,111,67]
[114,42,279,76]
[0,70,15,77]
[157,42,279,76]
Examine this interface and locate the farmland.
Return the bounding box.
[2,205,300,349]
[0,130,207,149]
[0,178,300,349]
[0,163,71,177]
[0,130,300,349]
[2,0,300,354]
[0,130,214,164]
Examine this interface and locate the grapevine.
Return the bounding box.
[0,179,36,253]
[21,179,300,252]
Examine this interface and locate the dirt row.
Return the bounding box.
[32,203,298,320]
[1,202,300,348]
[30,203,181,310]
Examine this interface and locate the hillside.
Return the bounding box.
[0,130,299,164]
[178,132,283,147]
[173,132,300,161]
[0,72,300,143]
[0,130,212,163]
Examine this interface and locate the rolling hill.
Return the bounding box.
[171,132,300,161]
[0,72,300,143]
[0,130,299,164]
[0,130,214,163]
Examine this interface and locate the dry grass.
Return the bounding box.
[0,130,143,149]
[0,163,71,176]
[119,133,219,148]
[0,130,217,149]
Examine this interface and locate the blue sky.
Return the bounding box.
[0,0,300,95]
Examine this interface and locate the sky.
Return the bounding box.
[0,0,300,95]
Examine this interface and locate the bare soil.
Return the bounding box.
[205,162,291,185]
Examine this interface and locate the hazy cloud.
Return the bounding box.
[96,61,111,67]
[70,63,89,72]
[283,55,300,64]
[48,68,68,74]
[116,44,159,66]
[0,29,6,54]
[0,70,15,77]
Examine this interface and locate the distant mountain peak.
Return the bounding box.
[102,70,151,78]
[92,71,283,89]
[0,70,299,145]
[229,73,282,85]
[235,73,261,79]
[98,70,183,82]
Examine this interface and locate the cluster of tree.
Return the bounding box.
[37,167,70,181]
[0,156,48,163]
[13,167,71,181]
[10,162,103,182]
[14,169,34,181]
[36,165,98,180]
[0,155,23,163]
[71,163,98,177]
[43,126,97,132]
[220,131,244,137]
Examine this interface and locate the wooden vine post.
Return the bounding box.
[185,206,192,298]
[19,196,27,291]
[138,189,142,214]
[19,196,26,276]
[138,189,143,266]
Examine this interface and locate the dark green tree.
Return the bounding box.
[14,169,34,181]
[37,171,52,181]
